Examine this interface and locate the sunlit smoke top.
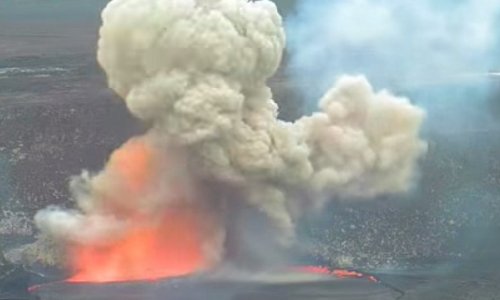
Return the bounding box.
[35,0,426,282]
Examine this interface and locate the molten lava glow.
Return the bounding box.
[110,138,155,194]
[66,139,209,283]
[67,209,207,283]
[297,266,378,282]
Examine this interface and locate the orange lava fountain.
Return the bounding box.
[66,139,211,283]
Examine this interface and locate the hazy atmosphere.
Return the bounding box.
[1,1,500,299]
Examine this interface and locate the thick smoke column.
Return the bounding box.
[35,0,426,279]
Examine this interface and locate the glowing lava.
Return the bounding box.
[67,209,208,283]
[66,139,211,283]
[297,266,378,282]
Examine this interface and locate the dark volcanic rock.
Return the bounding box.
[0,53,143,213]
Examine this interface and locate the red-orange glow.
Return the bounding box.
[296,265,332,275]
[296,266,378,283]
[66,138,209,283]
[332,269,364,279]
[67,209,208,283]
[109,138,155,194]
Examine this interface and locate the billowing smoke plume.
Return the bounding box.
[35,0,426,275]
[286,0,500,131]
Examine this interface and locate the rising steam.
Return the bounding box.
[286,0,500,127]
[288,0,500,90]
[35,0,426,278]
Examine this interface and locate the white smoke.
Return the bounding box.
[298,76,425,198]
[286,0,500,101]
[35,0,426,268]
